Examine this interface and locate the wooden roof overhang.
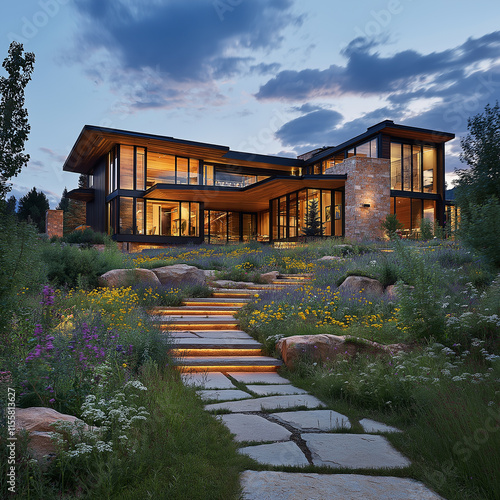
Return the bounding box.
[143,175,347,212]
[66,188,95,202]
[63,126,303,176]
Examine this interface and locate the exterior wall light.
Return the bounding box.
[362,203,371,208]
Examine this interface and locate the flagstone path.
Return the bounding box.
[151,274,444,499]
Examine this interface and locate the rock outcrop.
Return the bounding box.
[98,268,161,288]
[276,334,407,368]
[338,276,384,296]
[152,264,206,286]
[15,407,86,463]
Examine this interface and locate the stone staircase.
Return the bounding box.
[150,274,310,372]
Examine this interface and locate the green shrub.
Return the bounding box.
[0,215,46,335]
[381,214,404,239]
[41,243,125,288]
[459,196,500,268]
[64,227,111,246]
[419,217,434,240]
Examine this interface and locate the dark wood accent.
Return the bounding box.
[380,134,391,159]
[67,188,94,202]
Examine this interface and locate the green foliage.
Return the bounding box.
[0,214,45,335]
[393,241,446,341]
[380,213,404,239]
[419,217,434,240]
[56,187,69,212]
[41,243,124,288]
[302,198,323,236]
[17,187,50,232]
[456,103,500,267]
[459,196,500,268]
[457,102,500,210]
[0,42,35,198]
[64,227,110,246]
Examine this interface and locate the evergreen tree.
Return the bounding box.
[56,187,70,212]
[302,198,323,237]
[0,42,35,198]
[17,187,49,233]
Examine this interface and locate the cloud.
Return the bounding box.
[71,0,299,85]
[275,109,343,147]
[256,31,500,101]
[40,147,67,164]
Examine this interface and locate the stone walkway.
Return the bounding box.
[152,275,444,499]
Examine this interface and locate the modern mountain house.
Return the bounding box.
[63,120,455,250]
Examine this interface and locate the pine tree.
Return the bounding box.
[302,198,323,237]
[17,187,49,233]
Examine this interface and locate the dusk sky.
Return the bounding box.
[2,0,500,207]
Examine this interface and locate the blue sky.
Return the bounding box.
[2,0,500,207]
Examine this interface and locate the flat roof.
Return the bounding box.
[305,120,455,164]
[62,120,455,175]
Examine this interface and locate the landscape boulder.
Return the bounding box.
[98,268,161,288]
[15,407,88,463]
[338,276,384,296]
[152,264,206,286]
[260,271,279,284]
[317,256,344,262]
[276,334,407,369]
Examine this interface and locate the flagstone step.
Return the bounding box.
[175,356,282,372]
[183,298,251,306]
[151,306,241,315]
[173,338,262,349]
[157,317,239,330]
[211,290,260,298]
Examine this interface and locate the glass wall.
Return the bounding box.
[204,211,257,243]
[392,196,437,231]
[119,197,134,234]
[146,153,199,187]
[391,142,437,194]
[120,146,134,190]
[107,147,118,194]
[271,188,343,240]
[348,138,378,158]
[145,200,200,237]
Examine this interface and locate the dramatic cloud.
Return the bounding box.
[266,31,500,159]
[71,0,299,83]
[275,109,343,147]
[256,31,500,101]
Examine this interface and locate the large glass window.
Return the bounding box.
[411,198,422,230]
[145,200,200,237]
[392,142,437,194]
[228,213,240,242]
[136,198,144,234]
[119,197,134,234]
[204,164,214,185]
[403,144,412,191]
[209,211,228,244]
[120,146,134,190]
[423,146,437,193]
[334,191,343,236]
[322,190,332,236]
[176,157,188,185]
[391,143,402,190]
[412,145,421,192]
[189,159,199,185]
[242,214,257,242]
[289,192,297,238]
[394,197,411,229]
[136,147,145,191]
[147,153,175,185]
[270,188,342,240]
[107,147,118,194]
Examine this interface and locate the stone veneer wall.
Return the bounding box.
[325,157,390,240]
[45,210,64,238]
